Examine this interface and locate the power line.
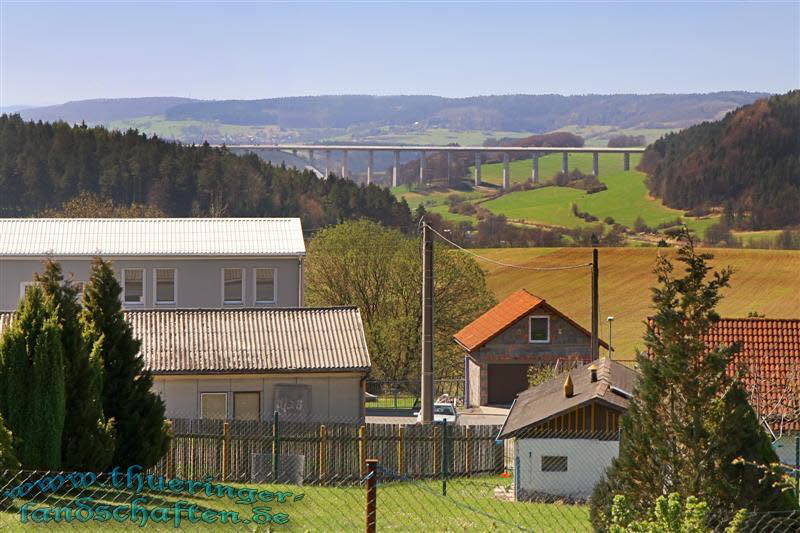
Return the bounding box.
[425,224,592,272]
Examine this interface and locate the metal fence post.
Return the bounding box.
[441,419,448,496]
[272,411,279,482]
[319,424,327,483]
[222,421,230,482]
[365,459,378,533]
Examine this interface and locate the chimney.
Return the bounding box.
[589,364,598,383]
[563,373,574,398]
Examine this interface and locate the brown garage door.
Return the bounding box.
[487,364,530,405]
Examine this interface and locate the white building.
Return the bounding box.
[498,358,637,501]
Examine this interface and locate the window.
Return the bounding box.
[123,269,144,304]
[234,392,261,421]
[254,268,276,304]
[529,316,550,343]
[19,281,38,299]
[154,269,176,304]
[222,268,244,304]
[541,455,568,472]
[200,393,227,420]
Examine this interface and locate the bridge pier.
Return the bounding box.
[623,152,630,171]
[308,149,314,161]
[419,151,426,185]
[393,150,400,188]
[325,150,331,177]
[292,149,297,157]
[367,150,373,185]
[593,152,599,177]
[502,153,510,190]
[562,152,569,174]
[446,151,452,184]
[341,150,348,178]
[474,152,481,186]
[532,154,539,183]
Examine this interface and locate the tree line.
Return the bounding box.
[0,114,413,231]
[640,90,800,230]
[0,260,169,471]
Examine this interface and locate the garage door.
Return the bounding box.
[487,364,530,405]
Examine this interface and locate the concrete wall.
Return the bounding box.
[515,437,619,501]
[152,373,364,422]
[0,256,302,311]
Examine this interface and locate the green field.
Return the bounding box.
[477,247,800,361]
[476,152,635,187]
[482,175,717,235]
[325,127,536,146]
[0,475,589,531]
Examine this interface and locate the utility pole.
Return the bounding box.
[591,248,599,360]
[421,221,434,423]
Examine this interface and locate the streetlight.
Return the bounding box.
[607,316,615,357]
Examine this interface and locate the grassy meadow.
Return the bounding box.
[476,247,800,361]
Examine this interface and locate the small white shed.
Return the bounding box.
[498,358,638,501]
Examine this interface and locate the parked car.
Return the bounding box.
[414,402,457,423]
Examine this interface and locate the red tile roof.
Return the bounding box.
[453,288,609,352]
[706,318,800,433]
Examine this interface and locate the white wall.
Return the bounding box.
[153,373,364,422]
[0,256,302,311]
[773,433,800,467]
[515,438,619,501]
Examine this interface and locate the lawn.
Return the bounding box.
[0,475,590,531]
[476,247,800,361]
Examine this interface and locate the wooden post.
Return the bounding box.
[272,411,279,482]
[591,403,596,433]
[358,425,367,478]
[397,425,405,476]
[433,425,440,476]
[166,443,175,479]
[365,459,378,533]
[465,426,472,476]
[222,421,230,482]
[319,425,327,482]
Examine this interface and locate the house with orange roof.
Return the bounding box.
[454,289,609,407]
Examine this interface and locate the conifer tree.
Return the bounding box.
[0,287,65,469]
[82,258,170,469]
[36,261,114,471]
[0,414,19,469]
[590,232,797,530]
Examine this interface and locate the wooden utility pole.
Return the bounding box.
[421,222,434,423]
[365,459,378,533]
[591,248,599,359]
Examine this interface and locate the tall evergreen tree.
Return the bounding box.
[82,258,170,469]
[36,261,114,471]
[0,287,65,469]
[590,232,797,530]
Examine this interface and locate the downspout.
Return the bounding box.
[298,256,305,307]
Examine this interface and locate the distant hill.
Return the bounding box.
[17,92,768,133]
[640,90,800,230]
[19,97,197,123]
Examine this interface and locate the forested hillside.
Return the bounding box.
[0,115,412,230]
[20,93,767,132]
[640,91,800,230]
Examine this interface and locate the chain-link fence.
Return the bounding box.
[0,412,797,531]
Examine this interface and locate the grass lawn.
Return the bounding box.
[368,394,417,409]
[0,475,590,531]
[477,247,800,361]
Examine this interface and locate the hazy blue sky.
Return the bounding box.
[1,1,798,106]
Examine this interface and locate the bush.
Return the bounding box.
[633,216,651,233]
[604,216,616,225]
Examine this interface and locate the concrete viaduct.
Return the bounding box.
[222,144,646,189]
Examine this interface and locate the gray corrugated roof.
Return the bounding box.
[0,308,370,374]
[0,218,305,256]
[498,358,638,439]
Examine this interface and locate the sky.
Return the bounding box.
[1,1,798,107]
